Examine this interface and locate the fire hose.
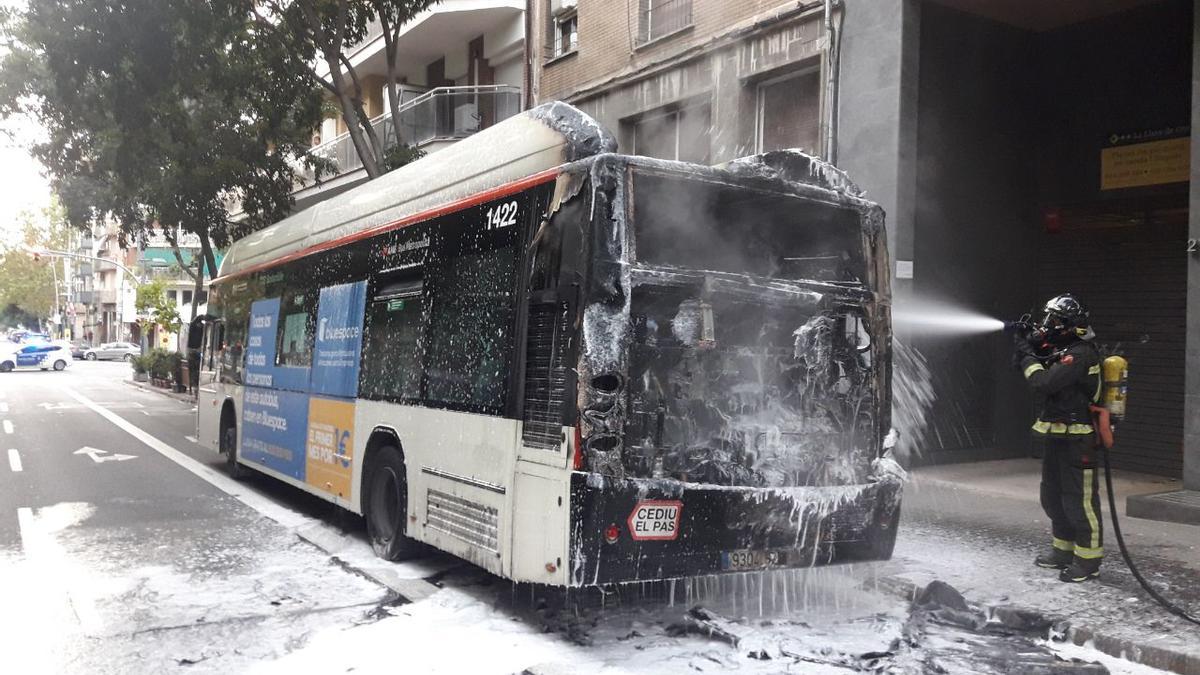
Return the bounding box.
[1092,357,1200,626]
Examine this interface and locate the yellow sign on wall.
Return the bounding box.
[306,397,355,499]
[1101,137,1190,190]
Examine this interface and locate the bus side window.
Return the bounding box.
[424,237,518,413]
[276,287,315,367]
[361,273,424,401]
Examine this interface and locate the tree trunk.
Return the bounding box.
[327,62,382,178]
[198,232,219,281]
[189,258,203,323]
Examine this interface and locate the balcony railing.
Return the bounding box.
[300,85,522,187]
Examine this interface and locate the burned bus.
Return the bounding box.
[195,102,902,587]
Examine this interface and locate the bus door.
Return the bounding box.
[194,315,224,451]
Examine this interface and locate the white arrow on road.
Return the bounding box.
[74,446,137,463]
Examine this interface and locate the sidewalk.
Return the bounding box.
[885,458,1200,674]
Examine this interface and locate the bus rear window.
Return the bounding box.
[631,172,865,282]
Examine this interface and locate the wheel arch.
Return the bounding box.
[363,425,406,472]
[219,398,238,453]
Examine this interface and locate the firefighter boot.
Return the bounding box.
[1034,547,1074,570]
[1059,556,1101,583]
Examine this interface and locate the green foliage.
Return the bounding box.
[382,143,426,173]
[130,354,149,375]
[0,201,74,322]
[0,0,332,275]
[135,279,181,333]
[143,348,180,380]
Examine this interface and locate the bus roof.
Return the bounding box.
[217,102,616,280]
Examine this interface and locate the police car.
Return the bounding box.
[0,342,72,372]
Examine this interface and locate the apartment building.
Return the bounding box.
[531,0,830,165]
[294,0,528,210]
[92,230,140,344]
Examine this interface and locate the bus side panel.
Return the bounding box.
[353,400,519,577]
[509,460,571,585]
[196,384,224,452]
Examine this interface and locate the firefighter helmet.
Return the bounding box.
[1040,293,1090,341]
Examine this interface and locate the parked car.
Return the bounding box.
[70,341,93,359]
[0,343,71,372]
[82,342,141,361]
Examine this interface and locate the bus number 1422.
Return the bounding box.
[486,201,518,230]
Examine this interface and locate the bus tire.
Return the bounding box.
[364,445,422,561]
[221,416,250,480]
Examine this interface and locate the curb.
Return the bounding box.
[875,573,1200,675]
[124,377,196,404]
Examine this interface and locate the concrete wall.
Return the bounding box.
[837,0,920,299]
[1187,4,1200,490]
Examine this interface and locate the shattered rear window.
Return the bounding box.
[631,171,867,283]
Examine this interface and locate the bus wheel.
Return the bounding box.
[364,445,422,561]
[221,419,249,480]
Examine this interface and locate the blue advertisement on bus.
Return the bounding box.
[239,285,366,487]
[311,281,366,398]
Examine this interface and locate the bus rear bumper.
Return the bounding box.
[567,469,903,586]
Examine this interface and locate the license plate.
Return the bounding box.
[721,549,785,571]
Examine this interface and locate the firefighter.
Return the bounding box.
[1014,294,1104,583]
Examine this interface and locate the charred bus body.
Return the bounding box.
[545,151,900,584]
[199,103,899,587]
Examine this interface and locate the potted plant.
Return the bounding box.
[131,354,149,382]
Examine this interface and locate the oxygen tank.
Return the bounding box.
[1102,355,1128,421]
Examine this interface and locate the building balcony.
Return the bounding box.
[96,288,118,306]
[297,85,522,188]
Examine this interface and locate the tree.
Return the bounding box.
[0,202,73,328]
[0,0,331,282]
[254,0,436,179]
[135,278,181,337]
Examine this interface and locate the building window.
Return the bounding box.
[629,99,711,164]
[553,11,578,58]
[167,290,177,304]
[756,68,821,155]
[637,0,692,45]
[182,290,193,305]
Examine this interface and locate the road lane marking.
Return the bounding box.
[17,505,103,634]
[8,449,21,472]
[185,435,198,443]
[0,402,8,413]
[3,420,11,434]
[60,387,310,528]
[73,446,137,463]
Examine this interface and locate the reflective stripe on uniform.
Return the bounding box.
[1087,365,1100,374]
[1024,363,1045,379]
[1083,468,1100,550]
[1075,546,1104,560]
[1090,364,1102,403]
[1031,420,1094,434]
[1052,537,1075,552]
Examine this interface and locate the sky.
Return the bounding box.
[0,0,51,247]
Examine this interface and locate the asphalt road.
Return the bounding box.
[0,361,1164,674]
[0,361,388,674]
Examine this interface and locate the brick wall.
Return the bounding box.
[534,0,818,103]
